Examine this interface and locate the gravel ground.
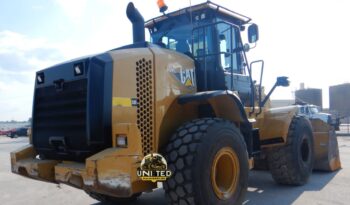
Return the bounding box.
[0,135,349,205]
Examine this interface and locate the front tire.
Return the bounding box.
[163,118,249,205]
[267,116,314,185]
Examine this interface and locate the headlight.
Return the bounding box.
[116,135,128,147]
[74,63,84,76]
[36,73,45,84]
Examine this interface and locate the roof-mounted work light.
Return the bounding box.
[157,0,168,13]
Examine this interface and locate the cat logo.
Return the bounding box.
[180,67,196,87]
[137,153,172,183]
[167,63,196,88]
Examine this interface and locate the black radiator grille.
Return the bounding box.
[33,79,87,149]
[32,53,113,161]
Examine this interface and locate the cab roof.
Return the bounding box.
[145,1,251,28]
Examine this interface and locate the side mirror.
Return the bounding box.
[276,76,290,87]
[248,24,259,43]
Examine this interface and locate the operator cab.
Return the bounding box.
[146,1,259,105]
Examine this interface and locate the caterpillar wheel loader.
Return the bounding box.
[11,1,341,204]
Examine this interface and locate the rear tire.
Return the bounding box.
[85,191,141,204]
[163,118,249,205]
[267,116,314,185]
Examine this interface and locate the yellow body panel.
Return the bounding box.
[151,47,198,150]
[253,106,341,172]
[208,94,246,123]
[11,144,156,197]
[108,47,197,154]
[11,145,58,182]
[255,106,298,146]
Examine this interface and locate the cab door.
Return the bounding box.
[216,22,251,104]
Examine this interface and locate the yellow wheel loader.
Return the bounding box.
[11,1,341,204]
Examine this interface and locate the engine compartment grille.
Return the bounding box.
[136,58,154,156]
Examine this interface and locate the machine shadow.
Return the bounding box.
[91,169,340,205]
[91,188,167,205]
[244,169,340,205]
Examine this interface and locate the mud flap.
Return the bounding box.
[311,119,341,171]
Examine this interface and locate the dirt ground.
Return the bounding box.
[0,135,349,205]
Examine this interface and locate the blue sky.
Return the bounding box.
[0,0,350,120]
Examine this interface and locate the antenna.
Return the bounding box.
[189,0,193,25]
[189,0,193,50]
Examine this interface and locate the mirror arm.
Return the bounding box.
[250,42,257,50]
[260,76,289,109]
[261,83,278,108]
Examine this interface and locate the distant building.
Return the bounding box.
[270,99,294,108]
[295,88,323,109]
[329,83,350,120]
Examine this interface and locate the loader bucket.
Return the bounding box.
[311,119,341,171]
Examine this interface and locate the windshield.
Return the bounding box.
[151,24,193,54]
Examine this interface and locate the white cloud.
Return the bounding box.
[0,79,34,121]
[55,0,88,24]
[0,30,72,121]
[31,5,45,10]
[0,31,45,53]
[0,29,103,121]
[0,30,67,68]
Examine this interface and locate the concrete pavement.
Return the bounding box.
[0,135,349,205]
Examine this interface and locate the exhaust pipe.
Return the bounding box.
[126,2,145,44]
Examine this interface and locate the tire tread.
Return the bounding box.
[163,117,247,204]
[267,116,313,185]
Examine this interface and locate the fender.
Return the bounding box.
[178,90,249,123]
[178,90,256,156]
[256,106,299,146]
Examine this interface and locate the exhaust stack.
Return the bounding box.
[126,2,145,44]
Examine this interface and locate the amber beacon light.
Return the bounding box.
[157,0,168,13]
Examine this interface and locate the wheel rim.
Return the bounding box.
[300,135,310,163]
[211,147,240,200]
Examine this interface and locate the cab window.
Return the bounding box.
[216,22,242,74]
